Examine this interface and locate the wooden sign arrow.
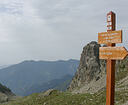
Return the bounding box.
[98,30,122,44]
[99,47,128,60]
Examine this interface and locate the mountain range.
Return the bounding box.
[0,59,79,96]
[0,41,128,105]
[2,41,128,105]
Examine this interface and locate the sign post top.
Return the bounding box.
[107,11,116,15]
[107,11,116,32]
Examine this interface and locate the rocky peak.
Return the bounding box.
[68,41,128,94]
[79,41,100,70]
[68,41,106,92]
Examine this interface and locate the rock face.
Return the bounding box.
[68,41,106,93]
[68,41,128,94]
[78,41,101,83]
[0,83,14,103]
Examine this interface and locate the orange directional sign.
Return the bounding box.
[99,47,128,60]
[98,30,122,44]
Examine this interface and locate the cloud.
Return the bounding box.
[0,0,23,15]
[0,0,127,65]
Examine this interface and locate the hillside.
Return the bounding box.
[2,76,128,105]
[1,41,128,105]
[0,59,79,96]
[21,74,73,96]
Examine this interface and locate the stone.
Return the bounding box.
[0,93,8,103]
[68,41,106,93]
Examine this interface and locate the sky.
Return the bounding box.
[0,0,128,65]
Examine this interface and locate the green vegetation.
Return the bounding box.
[116,59,128,81]
[2,86,128,105]
[1,90,106,105]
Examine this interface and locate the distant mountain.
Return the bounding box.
[23,74,73,96]
[0,65,10,69]
[0,59,79,96]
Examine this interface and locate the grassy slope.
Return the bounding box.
[2,85,128,105]
[2,90,106,105]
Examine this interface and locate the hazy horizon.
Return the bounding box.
[0,58,80,66]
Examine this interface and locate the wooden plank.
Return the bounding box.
[99,47,128,60]
[98,30,122,44]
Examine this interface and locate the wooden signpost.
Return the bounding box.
[98,11,128,105]
[100,47,128,60]
[98,30,122,44]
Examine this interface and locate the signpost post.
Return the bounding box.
[98,11,128,105]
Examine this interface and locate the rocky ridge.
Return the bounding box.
[68,41,106,93]
[68,41,128,94]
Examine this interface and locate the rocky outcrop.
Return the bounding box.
[78,41,101,83]
[68,41,128,94]
[68,41,106,93]
[0,83,15,103]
